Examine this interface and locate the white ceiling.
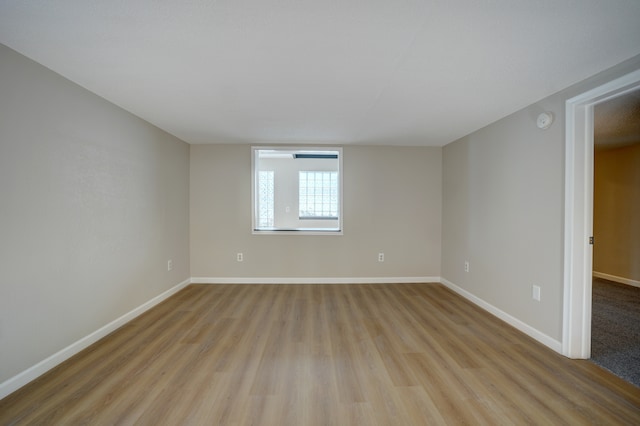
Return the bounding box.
[1,1,640,146]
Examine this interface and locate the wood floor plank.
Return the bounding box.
[1,283,639,425]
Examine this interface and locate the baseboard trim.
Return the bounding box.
[593,271,640,288]
[191,276,440,284]
[0,278,191,400]
[439,278,563,354]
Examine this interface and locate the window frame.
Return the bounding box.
[251,146,343,235]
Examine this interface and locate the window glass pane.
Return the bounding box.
[252,147,342,234]
[257,171,274,228]
[299,171,339,218]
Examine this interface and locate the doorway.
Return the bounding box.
[589,90,640,386]
[563,68,640,359]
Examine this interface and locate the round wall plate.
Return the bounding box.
[537,112,554,129]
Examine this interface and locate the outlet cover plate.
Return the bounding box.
[532,285,541,301]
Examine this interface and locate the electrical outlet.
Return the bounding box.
[378,253,384,262]
[532,285,541,301]
[237,253,244,262]
[167,260,173,271]
[464,261,470,273]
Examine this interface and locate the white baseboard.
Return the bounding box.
[439,278,562,354]
[191,276,440,284]
[593,271,640,288]
[0,278,191,400]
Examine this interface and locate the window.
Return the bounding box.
[252,147,342,234]
[257,171,274,228]
[299,171,339,219]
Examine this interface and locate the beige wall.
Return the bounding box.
[442,103,565,340]
[594,143,640,282]
[442,54,640,342]
[190,144,442,279]
[0,44,190,385]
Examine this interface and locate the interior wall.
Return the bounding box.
[441,54,640,343]
[190,144,442,279]
[593,143,640,283]
[442,102,565,340]
[0,44,190,385]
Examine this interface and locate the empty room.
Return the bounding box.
[1,1,640,424]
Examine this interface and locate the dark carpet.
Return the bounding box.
[590,277,640,388]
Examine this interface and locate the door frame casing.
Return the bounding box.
[563,68,640,358]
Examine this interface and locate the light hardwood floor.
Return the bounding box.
[1,283,639,425]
